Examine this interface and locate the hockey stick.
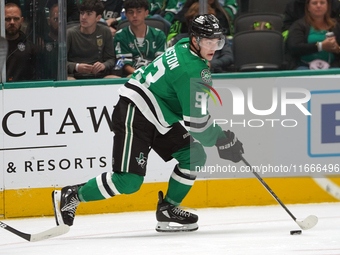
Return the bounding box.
[0,220,70,242]
[241,155,318,230]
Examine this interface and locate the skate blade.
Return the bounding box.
[155,222,198,232]
[52,190,65,226]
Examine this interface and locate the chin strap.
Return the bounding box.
[189,36,203,59]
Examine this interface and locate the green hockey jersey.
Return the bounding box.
[114,25,167,69]
[149,0,179,23]
[118,38,223,147]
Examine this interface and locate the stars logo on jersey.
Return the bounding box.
[129,42,135,49]
[201,69,212,83]
[46,43,53,52]
[136,152,147,168]
[17,42,25,52]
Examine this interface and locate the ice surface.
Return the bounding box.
[1,203,339,255]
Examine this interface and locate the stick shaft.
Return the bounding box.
[0,220,70,242]
[0,221,30,241]
[241,155,297,221]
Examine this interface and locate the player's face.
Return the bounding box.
[126,8,149,27]
[199,45,216,61]
[80,10,100,29]
[5,6,23,38]
[307,0,328,18]
[193,37,225,61]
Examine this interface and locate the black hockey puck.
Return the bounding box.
[290,230,302,235]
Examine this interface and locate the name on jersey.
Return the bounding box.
[165,47,179,70]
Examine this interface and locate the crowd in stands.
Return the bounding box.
[3,0,340,82]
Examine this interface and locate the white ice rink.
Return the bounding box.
[1,202,339,255]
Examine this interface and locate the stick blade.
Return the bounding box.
[296,215,318,230]
[30,225,70,242]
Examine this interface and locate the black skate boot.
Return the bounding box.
[52,185,81,226]
[155,191,198,232]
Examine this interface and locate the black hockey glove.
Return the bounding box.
[215,130,244,163]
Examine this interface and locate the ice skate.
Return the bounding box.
[155,191,198,232]
[52,185,81,226]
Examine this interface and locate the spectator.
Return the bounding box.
[148,0,180,30]
[5,3,37,82]
[286,0,340,70]
[100,0,124,37]
[47,4,59,42]
[167,0,238,42]
[282,0,340,32]
[38,4,59,80]
[114,0,167,77]
[67,0,116,79]
[45,0,80,22]
[170,3,233,73]
[101,0,124,21]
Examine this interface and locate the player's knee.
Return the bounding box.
[111,172,144,194]
[173,142,206,171]
[190,142,207,168]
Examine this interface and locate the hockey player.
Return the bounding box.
[52,14,244,232]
